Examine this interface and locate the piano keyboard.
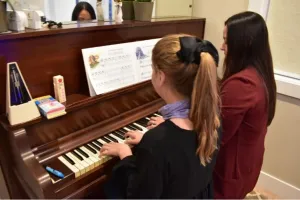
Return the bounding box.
[46,113,162,182]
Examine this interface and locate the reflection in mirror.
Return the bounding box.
[5,0,159,25]
[7,0,98,23]
[72,1,96,21]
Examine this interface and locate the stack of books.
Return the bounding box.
[34,95,66,119]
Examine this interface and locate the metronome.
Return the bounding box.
[6,62,40,125]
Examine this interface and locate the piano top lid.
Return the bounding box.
[0,17,205,41]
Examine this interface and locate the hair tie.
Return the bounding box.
[176,37,219,66]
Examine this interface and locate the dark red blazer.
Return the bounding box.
[214,67,269,199]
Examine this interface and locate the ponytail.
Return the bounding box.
[190,52,220,166]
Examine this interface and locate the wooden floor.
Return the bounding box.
[246,188,279,199]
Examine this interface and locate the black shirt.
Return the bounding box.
[105,120,220,199]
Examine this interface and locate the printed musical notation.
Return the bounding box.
[82,38,160,96]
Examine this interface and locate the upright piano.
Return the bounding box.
[0,17,205,199]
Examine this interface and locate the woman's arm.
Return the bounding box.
[221,77,257,145]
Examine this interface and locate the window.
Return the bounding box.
[248,0,300,99]
[267,0,300,78]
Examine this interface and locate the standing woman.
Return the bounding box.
[213,11,277,199]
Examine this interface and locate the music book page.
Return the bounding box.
[82,38,160,96]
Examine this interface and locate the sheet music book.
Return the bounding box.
[82,38,160,96]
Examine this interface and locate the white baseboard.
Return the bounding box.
[257,171,300,198]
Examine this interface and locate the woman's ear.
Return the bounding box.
[157,70,166,87]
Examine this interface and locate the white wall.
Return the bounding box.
[192,0,249,76]
[155,0,193,17]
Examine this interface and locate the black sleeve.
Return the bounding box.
[112,146,164,199]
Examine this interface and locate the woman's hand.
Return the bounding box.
[100,143,132,160]
[125,131,143,145]
[147,116,165,129]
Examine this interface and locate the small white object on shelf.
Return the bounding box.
[115,1,123,23]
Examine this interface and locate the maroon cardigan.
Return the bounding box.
[213,67,269,199]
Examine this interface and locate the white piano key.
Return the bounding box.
[123,127,131,132]
[74,149,95,170]
[145,117,150,120]
[153,113,162,117]
[109,133,125,143]
[66,153,86,175]
[58,156,80,178]
[80,146,101,167]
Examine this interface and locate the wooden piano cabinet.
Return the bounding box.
[0,17,206,199]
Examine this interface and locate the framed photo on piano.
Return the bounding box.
[82,38,161,96]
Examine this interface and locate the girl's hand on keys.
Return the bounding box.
[125,131,143,145]
[147,116,165,129]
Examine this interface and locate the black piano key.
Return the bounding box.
[101,137,111,143]
[116,129,126,135]
[106,135,118,143]
[63,154,75,165]
[156,112,162,116]
[94,140,103,147]
[72,150,83,161]
[113,131,125,140]
[127,124,137,131]
[120,128,128,133]
[90,142,100,151]
[147,114,154,118]
[115,130,125,137]
[136,118,147,123]
[140,117,150,123]
[135,121,147,128]
[92,141,101,149]
[136,119,148,127]
[131,123,143,131]
[85,144,97,154]
[76,148,89,158]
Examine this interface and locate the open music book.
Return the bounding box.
[82,38,161,96]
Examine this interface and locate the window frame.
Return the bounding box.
[248,0,300,99]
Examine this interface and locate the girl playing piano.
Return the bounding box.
[100,34,221,199]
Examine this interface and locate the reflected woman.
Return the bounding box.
[72,2,96,21]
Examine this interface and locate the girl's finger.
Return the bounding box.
[125,131,136,138]
[100,149,109,156]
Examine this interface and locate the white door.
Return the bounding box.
[154,0,193,18]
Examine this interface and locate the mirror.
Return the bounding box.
[7,0,99,23]
[6,0,191,25]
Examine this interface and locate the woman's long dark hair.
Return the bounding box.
[72,2,96,21]
[223,11,276,126]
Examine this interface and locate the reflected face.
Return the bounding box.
[78,9,92,21]
[221,26,228,55]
